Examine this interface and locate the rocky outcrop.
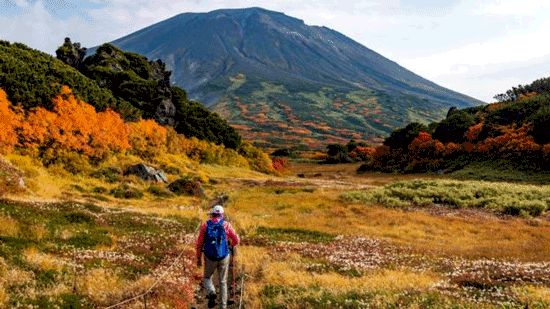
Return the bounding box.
[55,37,87,68]
[124,164,168,183]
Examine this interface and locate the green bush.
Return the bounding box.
[167,177,204,196]
[64,211,95,224]
[42,150,92,175]
[147,185,174,198]
[432,111,475,143]
[91,186,108,194]
[81,44,242,149]
[110,184,144,199]
[90,167,122,183]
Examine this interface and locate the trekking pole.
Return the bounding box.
[238,264,245,309]
[231,246,237,301]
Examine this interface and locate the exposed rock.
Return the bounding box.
[55,37,87,68]
[0,157,25,195]
[17,177,25,189]
[124,164,168,183]
[155,98,176,126]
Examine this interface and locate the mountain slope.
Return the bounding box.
[107,7,482,148]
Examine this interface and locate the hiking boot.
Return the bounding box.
[206,293,217,308]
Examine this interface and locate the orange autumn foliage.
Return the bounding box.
[444,142,461,157]
[475,126,540,157]
[128,119,167,158]
[93,109,130,158]
[20,86,130,158]
[408,132,445,171]
[0,86,273,173]
[0,89,21,153]
[353,146,377,158]
[465,123,483,142]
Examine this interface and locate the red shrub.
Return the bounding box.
[272,157,290,172]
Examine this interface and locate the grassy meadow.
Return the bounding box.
[1,158,550,308]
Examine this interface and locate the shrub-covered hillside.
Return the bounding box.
[358,77,550,173]
[0,41,139,118]
[0,39,241,149]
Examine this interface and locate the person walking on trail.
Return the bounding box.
[196,205,240,309]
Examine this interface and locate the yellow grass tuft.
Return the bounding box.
[0,215,19,237]
[0,283,7,308]
[200,163,271,180]
[4,267,33,287]
[77,268,125,304]
[28,223,48,241]
[263,260,439,293]
[515,285,550,304]
[23,247,65,272]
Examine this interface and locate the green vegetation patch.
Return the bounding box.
[110,184,144,199]
[343,179,550,217]
[450,161,550,184]
[255,226,335,243]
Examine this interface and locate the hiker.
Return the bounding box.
[196,205,240,308]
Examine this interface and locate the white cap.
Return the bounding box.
[210,205,224,215]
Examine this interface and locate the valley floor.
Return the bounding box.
[1,162,550,308]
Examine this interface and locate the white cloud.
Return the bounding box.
[474,0,550,16]
[14,0,30,7]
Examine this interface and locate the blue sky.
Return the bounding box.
[1,0,550,102]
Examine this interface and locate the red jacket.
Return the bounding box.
[196,219,240,259]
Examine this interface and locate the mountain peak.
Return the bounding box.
[107,8,481,148]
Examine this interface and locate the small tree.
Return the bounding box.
[432,111,475,143]
[384,122,428,150]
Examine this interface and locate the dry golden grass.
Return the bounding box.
[0,283,7,308]
[23,247,65,272]
[291,162,437,185]
[0,215,19,237]
[77,268,125,305]
[200,163,273,180]
[239,246,441,307]
[228,186,550,261]
[3,267,33,287]
[28,223,48,241]
[4,154,550,306]
[76,268,159,306]
[263,261,440,293]
[515,285,550,304]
